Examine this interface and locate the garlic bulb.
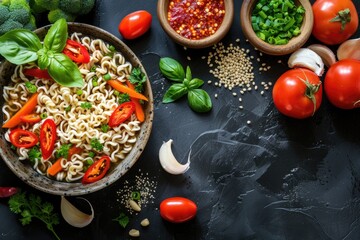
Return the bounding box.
[159,139,190,175]
[307,44,336,67]
[288,48,324,76]
[61,196,94,228]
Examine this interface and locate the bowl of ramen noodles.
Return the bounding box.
[0,21,154,196]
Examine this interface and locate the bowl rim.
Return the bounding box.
[0,22,154,196]
[157,0,234,49]
[240,0,314,55]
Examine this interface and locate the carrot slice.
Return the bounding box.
[107,80,148,101]
[126,80,145,122]
[3,92,39,128]
[47,157,65,176]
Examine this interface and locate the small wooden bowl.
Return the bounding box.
[240,0,313,55]
[157,0,234,49]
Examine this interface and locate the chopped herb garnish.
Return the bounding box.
[104,73,112,81]
[86,158,94,165]
[92,79,98,87]
[80,102,92,109]
[55,144,71,159]
[25,82,37,93]
[28,146,41,164]
[76,89,83,95]
[118,93,130,104]
[65,106,71,112]
[129,67,146,93]
[113,212,129,228]
[108,45,116,52]
[90,65,97,72]
[88,152,95,158]
[11,145,16,150]
[90,138,103,151]
[101,124,109,133]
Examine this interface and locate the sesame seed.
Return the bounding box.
[247,120,251,124]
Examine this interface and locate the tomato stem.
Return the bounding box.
[298,74,321,116]
[330,8,351,31]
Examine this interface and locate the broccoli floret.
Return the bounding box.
[0,5,10,25]
[78,0,95,15]
[58,0,81,15]
[0,0,37,36]
[0,19,23,35]
[34,0,59,11]
[48,8,75,23]
[28,0,47,14]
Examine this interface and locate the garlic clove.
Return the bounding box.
[61,196,94,228]
[159,139,190,175]
[307,44,337,67]
[288,48,324,76]
[337,38,360,61]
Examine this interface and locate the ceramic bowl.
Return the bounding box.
[240,0,313,55]
[0,23,154,196]
[157,0,234,49]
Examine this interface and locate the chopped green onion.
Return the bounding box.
[90,66,97,72]
[88,152,95,158]
[40,112,47,119]
[25,82,37,93]
[131,191,141,201]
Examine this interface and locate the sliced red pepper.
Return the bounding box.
[0,187,18,198]
[9,129,38,148]
[63,39,90,64]
[67,146,82,160]
[108,102,135,128]
[82,156,111,184]
[40,119,57,160]
[23,68,52,80]
[20,113,41,124]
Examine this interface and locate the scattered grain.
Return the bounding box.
[187,56,191,61]
[207,80,212,84]
[232,92,237,96]
[214,93,218,98]
[247,120,251,125]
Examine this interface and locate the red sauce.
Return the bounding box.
[168,0,225,40]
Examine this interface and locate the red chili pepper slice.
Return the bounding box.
[40,119,57,160]
[23,68,52,80]
[67,146,82,160]
[20,113,41,124]
[63,39,90,64]
[108,102,135,128]
[9,129,38,148]
[0,187,18,198]
[82,156,111,184]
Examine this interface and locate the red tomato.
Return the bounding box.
[324,59,360,109]
[160,197,197,223]
[0,187,18,198]
[40,119,57,160]
[9,129,38,148]
[20,114,41,124]
[108,102,135,128]
[118,10,152,40]
[312,0,358,45]
[23,68,52,80]
[63,39,90,63]
[272,68,323,119]
[82,156,111,184]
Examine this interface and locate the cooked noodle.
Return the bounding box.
[2,32,142,182]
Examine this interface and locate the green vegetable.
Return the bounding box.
[80,102,92,109]
[40,112,47,119]
[0,0,37,36]
[129,67,147,93]
[76,89,83,95]
[251,0,305,45]
[131,191,141,201]
[88,152,95,158]
[65,105,71,112]
[25,81,37,93]
[28,146,41,164]
[90,138,103,151]
[113,212,129,228]
[8,191,60,240]
[159,57,212,113]
[55,144,71,159]
[0,18,84,88]
[103,73,111,81]
[118,93,130,104]
[101,124,109,133]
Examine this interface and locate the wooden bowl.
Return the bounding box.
[157,0,234,49]
[240,0,313,55]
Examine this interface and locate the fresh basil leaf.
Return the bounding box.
[162,83,188,103]
[187,89,212,113]
[47,53,84,87]
[188,78,204,89]
[44,18,67,52]
[0,29,41,65]
[159,57,185,82]
[37,49,51,69]
[185,66,192,81]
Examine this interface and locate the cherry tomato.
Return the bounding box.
[312,0,358,45]
[0,187,18,198]
[23,68,52,80]
[324,59,360,109]
[118,10,152,40]
[63,39,90,63]
[272,68,323,119]
[160,197,197,223]
[108,102,135,128]
[82,156,111,184]
[40,119,57,160]
[20,114,41,124]
[9,129,38,148]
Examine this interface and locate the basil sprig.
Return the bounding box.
[0,18,83,88]
[159,57,212,113]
